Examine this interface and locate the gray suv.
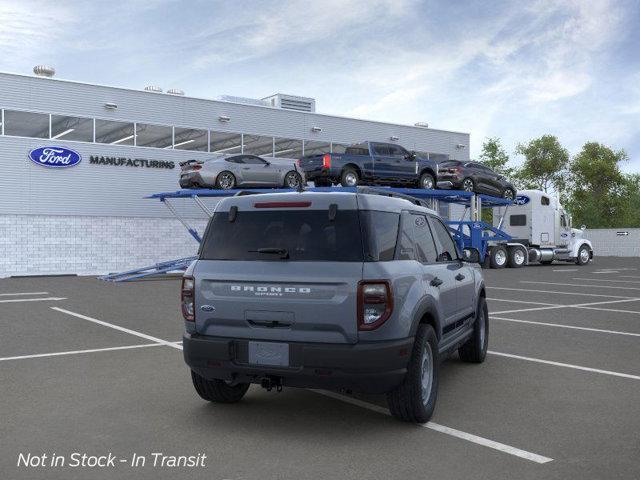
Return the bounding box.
[182,188,488,422]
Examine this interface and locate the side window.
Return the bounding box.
[560,215,567,228]
[510,214,527,226]
[387,145,405,157]
[412,214,438,263]
[372,144,390,156]
[541,196,550,206]
[226,156,243,164]
[243,155,267,165]
[428,217,458,262]
[396,212,417,261]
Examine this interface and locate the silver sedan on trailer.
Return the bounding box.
[179,154,305,190]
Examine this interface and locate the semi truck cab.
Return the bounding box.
[492,189,593,266]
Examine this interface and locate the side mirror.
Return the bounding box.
[462,248,480,263]
[264,161,271,166]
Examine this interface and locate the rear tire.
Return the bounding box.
[462,178,475,192]
[507,246,526,268]
[419,172,435,190]
[490,245,508,269]
[459,297,488,363]
[387,324,438,423]
[215,171,236,190]
[284,171,303,189]
[191,371,250,403]
[340,168,359,187]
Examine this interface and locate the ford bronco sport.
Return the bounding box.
[182,188,488,423]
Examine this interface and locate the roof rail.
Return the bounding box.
[356,186,431,208]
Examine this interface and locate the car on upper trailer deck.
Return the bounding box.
[297,141,439,190]
[179,154,304,190]
[436,160,517,200]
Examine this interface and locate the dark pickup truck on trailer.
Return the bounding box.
[298,142,439,189]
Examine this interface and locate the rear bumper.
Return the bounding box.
[436,177,462,189]
[302,167,336,182]
[179,172,206,188]
[183,333,413,394]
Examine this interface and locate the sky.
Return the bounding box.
[1,0,639,171]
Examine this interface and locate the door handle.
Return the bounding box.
[455,273,466,281]
[430,277,443,287]
[242,167,250,170]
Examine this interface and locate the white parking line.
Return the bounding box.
[488,286,637,299]
[0,343,163,362]
[574,305,640,315]
[491,316,640,337]
[573,278,640,284]
[552,269,578,272]
[51,307,183,350]
[0,297,67,304]
[314,390,553,464]
[0,292,49,296]
[487,298,559,306]
[491,298,640,315]
[488,351,640,381]
[520,281,640,292]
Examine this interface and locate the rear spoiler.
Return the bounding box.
[179,159,203,167]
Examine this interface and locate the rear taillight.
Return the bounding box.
[357,281,393,330]
[296,159,301,167]
[181,276,195,322]
[322,153,331,169]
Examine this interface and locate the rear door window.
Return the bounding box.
[360,211,400,261]
[372,144,390,156]
[428,216,459,262]
[200,210,363,262]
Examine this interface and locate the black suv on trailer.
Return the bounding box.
[437,160,516,199]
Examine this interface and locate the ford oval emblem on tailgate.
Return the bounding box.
[200,305,215,312]
[28,146,82,168]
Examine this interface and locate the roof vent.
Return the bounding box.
[167,88,185,96]
[33,65,55,78]
[144,85,163,93]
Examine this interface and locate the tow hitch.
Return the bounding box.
[260,376,283,392]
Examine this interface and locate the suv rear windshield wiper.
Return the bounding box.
[248,248,290,259]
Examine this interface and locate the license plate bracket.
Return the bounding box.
[248,341,289,367]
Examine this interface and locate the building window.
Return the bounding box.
[243,134,274,156]
[95,119,135,145]
[274,137,303,158]
[50,114,94,142]
[3,110,50,139]
[331,143,349,154]
[303,140,330,156]
[210,131,242,154]
[135,123,173,148]
[173,127,208,151]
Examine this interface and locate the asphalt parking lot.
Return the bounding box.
[2,257,640,480]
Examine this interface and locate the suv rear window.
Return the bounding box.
[199,209,400,262]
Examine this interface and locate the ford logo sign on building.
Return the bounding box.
[28,146,82,168]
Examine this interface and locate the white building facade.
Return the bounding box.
[0,71,470,277]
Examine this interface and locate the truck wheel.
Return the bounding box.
[507,246,526,268]
[459,297,488,363]
[340,168,359,187]
[387,324,438,423]
[419,172,435,189]
[490,245,507,269]
[191,370,250,403]
[576,245,591,265]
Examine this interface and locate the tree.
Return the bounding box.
[515,135,569,193]
[566,142,628,228]
[479,137,514,177]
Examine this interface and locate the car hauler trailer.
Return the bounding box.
[100,186,513,281]
[490,189,593,268]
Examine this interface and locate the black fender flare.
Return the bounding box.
[409,296,443,341]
